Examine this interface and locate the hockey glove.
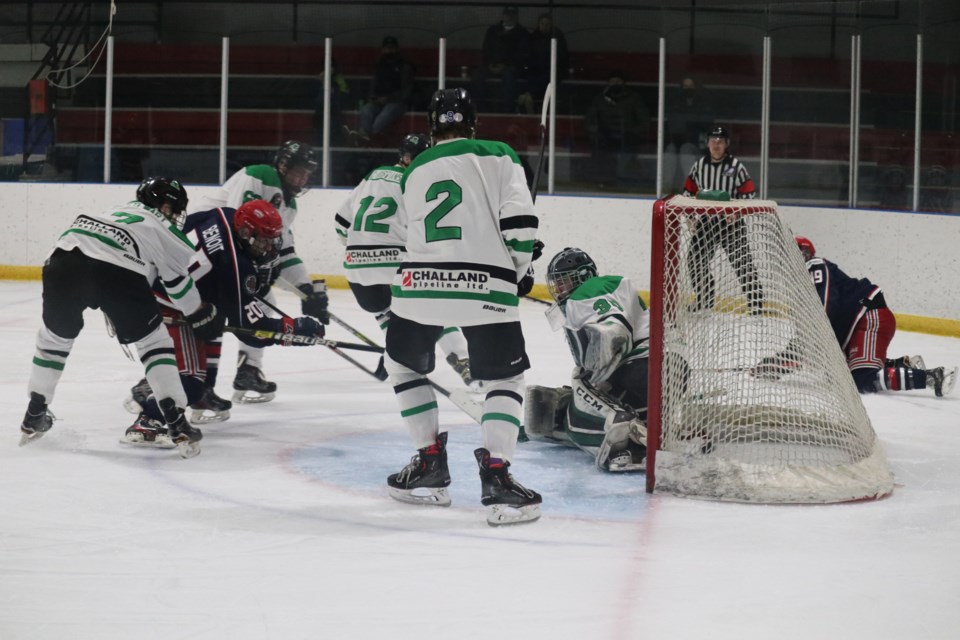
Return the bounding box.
[532,239,545,262]
[279,316,325,345]
[298,281,330,324]
[517,267,535,297]
[187,302,226,341]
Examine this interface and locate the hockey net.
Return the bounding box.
[646,195,893,503]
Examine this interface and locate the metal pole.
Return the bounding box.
[322,37,332,188]
[438,37,446,90]
[103,35,113,183]
[548,38,556,195]
[760,36,771,200]
[912,33,923,212]
[656,38,666,199]
[219,37,229,184]
[848,35,861,208]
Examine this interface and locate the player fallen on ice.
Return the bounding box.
[122,199,324,447]
[384,87,542,526]
[333,132,477,387]
[525,247,651,472]
[751,236,956,397]
[20,177,214,458]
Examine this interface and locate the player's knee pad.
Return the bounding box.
[852,367,882,394]
[482,374,525,405]
[133,323,176,368]
[36,325,75,357]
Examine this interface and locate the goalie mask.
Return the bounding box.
[795,236,816,261]
[546,247,598,303]
[136,176,188,229]
[275,140,318,199]
[428,88,477,140]
[233,199,283,265]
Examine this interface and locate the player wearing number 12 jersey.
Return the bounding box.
[333,133,476,385]
[383,87,542,526]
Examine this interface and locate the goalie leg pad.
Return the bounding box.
[595,411,648,473]
[523,385,572,444]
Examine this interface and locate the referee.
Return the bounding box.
[681,126,763,314]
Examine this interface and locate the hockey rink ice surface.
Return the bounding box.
[1,281,958,640]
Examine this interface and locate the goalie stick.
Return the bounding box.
[530,82,553,204]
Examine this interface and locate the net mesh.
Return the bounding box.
[651,196,893,503]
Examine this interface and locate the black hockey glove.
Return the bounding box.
[517,267,535,297]
[298,281,330,324]
[255,263,280,298]
[532,239,545,262]
[279,316,324,345]
[186,302,225,341]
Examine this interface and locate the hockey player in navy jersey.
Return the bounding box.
[122,200,324,448]
[753,236,956,397]
[524,248,651,472]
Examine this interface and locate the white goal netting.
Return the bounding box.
[648,196,893,503]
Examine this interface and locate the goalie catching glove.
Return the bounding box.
[186,302,225,341]
[298,280,330,324]
[279,316,324,345]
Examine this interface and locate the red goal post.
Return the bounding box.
[646,195,893,503]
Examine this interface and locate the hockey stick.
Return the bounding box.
[530,82,553,204]
[161,317,383,353]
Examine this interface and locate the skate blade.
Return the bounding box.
[388,486,451,507]
[119,434,177,449]
[122,396,143,415]
[176,440,202,459]
[232,390,275,404]
[486,504,541,527]
[190,408,231,424]
[19,430,45,447]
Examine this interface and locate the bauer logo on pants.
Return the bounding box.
[400,268,489,291]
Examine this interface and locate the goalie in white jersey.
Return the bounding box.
[190,140,327,403]
[384,87,542,526]
[525,248,652,472]
[333,133,476,386]
[19,178,221,458]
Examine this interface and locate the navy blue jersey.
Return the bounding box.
[806,257,882,348]
[157,207,281,347]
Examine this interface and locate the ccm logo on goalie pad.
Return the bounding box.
[575,386,605,413]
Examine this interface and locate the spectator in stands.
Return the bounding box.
[664,76,715,192]
[349,36,415,146]
[519,12,569,114]
[313,58,352,146]
[584,69,651,187]
[474,5,530,113]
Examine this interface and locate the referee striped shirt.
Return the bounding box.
[682,154,756,199]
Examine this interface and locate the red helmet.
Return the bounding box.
[795,236,816,261]
[234,200,283,264]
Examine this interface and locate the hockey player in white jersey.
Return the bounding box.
[525,248,651,472]
[334,132,476,386]
[19,178,220,458]
[384,87,542,526]
[191,140,326,403]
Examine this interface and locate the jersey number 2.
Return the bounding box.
[424,180,462,242]
[353,196,397,234]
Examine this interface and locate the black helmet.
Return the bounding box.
[428,88,477,138]
[708,125,729,140]
[398,133,431,165]
[546,247,598,303]
[274,140,318,198]
[136,176,189,228]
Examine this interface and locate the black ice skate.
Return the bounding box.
[123,377,153,414]
[232,355,277,404]
[387,432,452,506]
[158,398,202,459]
[19,392,55,447]
[120,413,176,449]
[445,352,474,387]
[927,366,958,398]
[190,385,232,424]
[474,448,542,526]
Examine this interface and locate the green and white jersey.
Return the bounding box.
[55,201,203,314]
[561,275,650,370]
[392,138,537,326]
[334,165,406,286]
[192,164,309,288]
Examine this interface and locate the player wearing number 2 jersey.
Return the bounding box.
[333,133,476,385]
[384,88,542,526]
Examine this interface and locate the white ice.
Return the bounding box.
[1,282,959,640]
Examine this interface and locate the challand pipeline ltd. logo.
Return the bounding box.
[400,268,488,291]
